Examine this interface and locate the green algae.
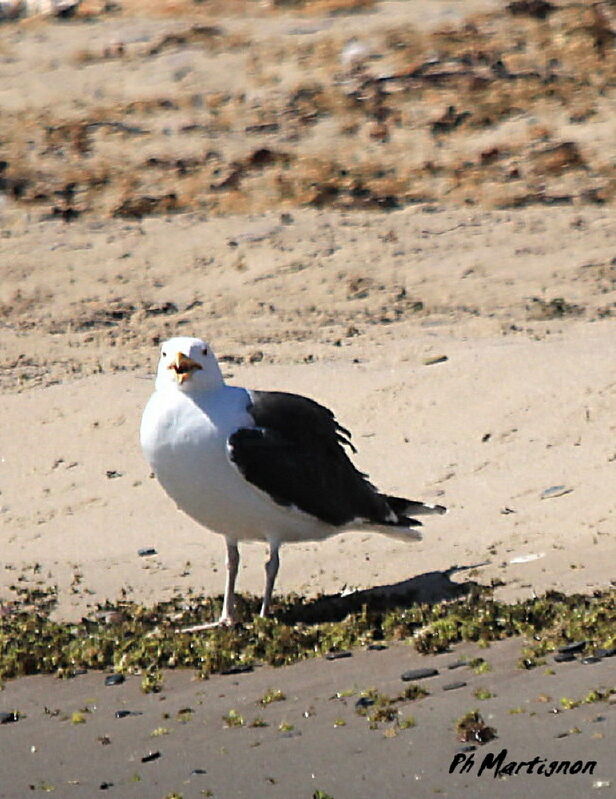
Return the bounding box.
[258,688,286,706]
[0,583,613,681]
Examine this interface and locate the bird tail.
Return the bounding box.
[385,495,447,518]
[352,494,445,540]
[372,495,446,542]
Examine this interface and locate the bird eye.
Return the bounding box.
[202,347,208,356]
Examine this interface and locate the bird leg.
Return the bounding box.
[260,541,280,617]
[180,540,240,632]
[220,539,240,623]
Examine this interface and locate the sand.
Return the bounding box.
[2,203,615,619]
[0,638,614,798]
[0,0,615,796]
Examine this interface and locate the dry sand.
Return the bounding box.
[0,0,615,796]
[2,203,615,618]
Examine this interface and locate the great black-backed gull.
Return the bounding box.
[140,336,446,628]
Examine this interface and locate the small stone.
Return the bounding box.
[191,768,207,775]
[475,726,496,744]
[137,547,157,557]
[443,681,467,691]
[401,668,438,681]
[247,350,263,364]
[99,782,114,790]
[553,652,576,663]
[355,697,375,709]
[557,641,586,654]
[104,673,125,686]
[101,611,125,625]
[367,644,388,651]
[595,648,616,658]
[221,664,253,675]
[105,470,123,479]
[0,712,18,724]
[541,485,573,499]
[510,552,545,564]
[447,660,466,670]
[325,651,352,661]
[581,656,602,665]
[141,751,161,763]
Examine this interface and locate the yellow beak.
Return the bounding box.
[168,352,202,384]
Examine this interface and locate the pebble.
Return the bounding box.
[443,681,467,691]
[137,547,158,557]
[541,485,573,499]
[553,652,576,663]
[510,552,544,564]
[221,664,253,675]
[355,697,375,709]
[595,648,616,658]
[401,668,438,681]
[0,712,18,724]
[141,751,161,763]
[580,656,602,665]
[325,651,352,661]
[191,769,207,775]
[115,710,142,719]
[99,611,125,625]
[104,673,125,686]
[557,641,586,654]
[447,660,466,670]
[99,782,114,790]
[367,644,388,651]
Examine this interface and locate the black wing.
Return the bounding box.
[227,390,413,527]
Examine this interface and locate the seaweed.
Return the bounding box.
[0,584,613,682]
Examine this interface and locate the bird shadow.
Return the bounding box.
[277,563,487,625]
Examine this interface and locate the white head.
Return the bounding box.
[155,336,224,393]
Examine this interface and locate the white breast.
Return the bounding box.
[140,385,332,543]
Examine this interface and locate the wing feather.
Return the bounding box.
[227,391,391,526]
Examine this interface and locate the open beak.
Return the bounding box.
[168,352,202,384]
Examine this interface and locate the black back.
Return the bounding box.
[227,390,399,527]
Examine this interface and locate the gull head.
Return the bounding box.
[155,336,224,393]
